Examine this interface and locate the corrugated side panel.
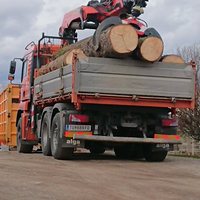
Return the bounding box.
[0,88,6,144]
[34,57,194,101]
[0,84,19,147]
[77,58,194,99]
[34,66,72,101]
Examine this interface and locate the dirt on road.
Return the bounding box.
[0,151,199,200]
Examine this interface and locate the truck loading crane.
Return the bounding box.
[59,0,160,46]
[7,1,195,161]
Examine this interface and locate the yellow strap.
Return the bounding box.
[134,7,144,14]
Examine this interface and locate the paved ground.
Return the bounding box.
[0,151,200,200]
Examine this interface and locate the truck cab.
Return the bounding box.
[9,37,61,153]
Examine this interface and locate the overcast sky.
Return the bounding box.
[0,0,200,87]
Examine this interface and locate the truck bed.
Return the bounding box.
[34,57,195,108]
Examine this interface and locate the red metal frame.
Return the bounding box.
[60,0,145,38]
[73,94,195,109]
[60,0,123,34]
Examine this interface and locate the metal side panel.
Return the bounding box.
[34,66,72,101]
[34,57,194,102]
[77,58,194,99]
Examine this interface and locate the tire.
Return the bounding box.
[114,144,144,159]
[114,144,139,159]
[89,143,105,155]
[51,113,74,160]
[41,113,51,156]
[144,145,168,162]
[17,118,33,153]
[131,143,144,159]
[113,127,144,159]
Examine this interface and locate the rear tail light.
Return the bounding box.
[69,114,89,123]
[162,119,179,127]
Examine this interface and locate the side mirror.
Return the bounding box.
[9,60,16,74]
[8,60,16,81]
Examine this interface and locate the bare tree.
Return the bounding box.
[177,44,200,141]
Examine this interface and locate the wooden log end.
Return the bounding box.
[109,24,138,54]
[140,37,164,62]
[64,49,87,65]
[161,55,185,64]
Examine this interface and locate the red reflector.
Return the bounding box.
[69,114,89,123]
[65,131,92,137]
[162,119,179,127]
[8,76,14,81]
[154,134,180,140]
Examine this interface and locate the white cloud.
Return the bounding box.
[143,0,200,53]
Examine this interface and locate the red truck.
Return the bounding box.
[8,33,195,161]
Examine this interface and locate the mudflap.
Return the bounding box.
[152,144,174,152]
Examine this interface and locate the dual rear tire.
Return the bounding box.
[144,144,168,162]
[114,143,168,162]
[50,113,74,159]
[114,143,144,159]
[41,112,74,160]
[114,143,167,162]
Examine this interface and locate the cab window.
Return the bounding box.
[21,59,28,82]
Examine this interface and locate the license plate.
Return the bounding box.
[156,144,170,148]
[66,125,91,132]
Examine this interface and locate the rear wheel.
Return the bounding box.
[51,113,74,160]
[144,144,168,162]
[89,142,105,155]
[114,144,134,159]
[17,118,33,153]
[113,127,144,159]
[41,113,51,156]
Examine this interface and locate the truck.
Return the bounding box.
[7,0,196,161]
[0,84,20,149]
[7,33,195,161]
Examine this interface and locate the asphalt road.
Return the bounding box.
[0,151,200,200]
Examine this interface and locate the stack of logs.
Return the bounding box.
[38,24,185,76]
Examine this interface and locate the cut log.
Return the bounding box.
[161,55,185,64]
[134,37,164,62]
[38,49,87,76]
[53,24,138,59]
[99,24,139,57]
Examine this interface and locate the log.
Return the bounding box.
[134,37,164,62]
[98,24,139,57]
[161,55,185,64]
[53,24,138,59]
[38,49,87,76]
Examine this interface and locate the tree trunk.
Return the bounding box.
[38,49,86,76]
[134,37,164,62]
[161,55,185,64]
[53,24,138,59]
